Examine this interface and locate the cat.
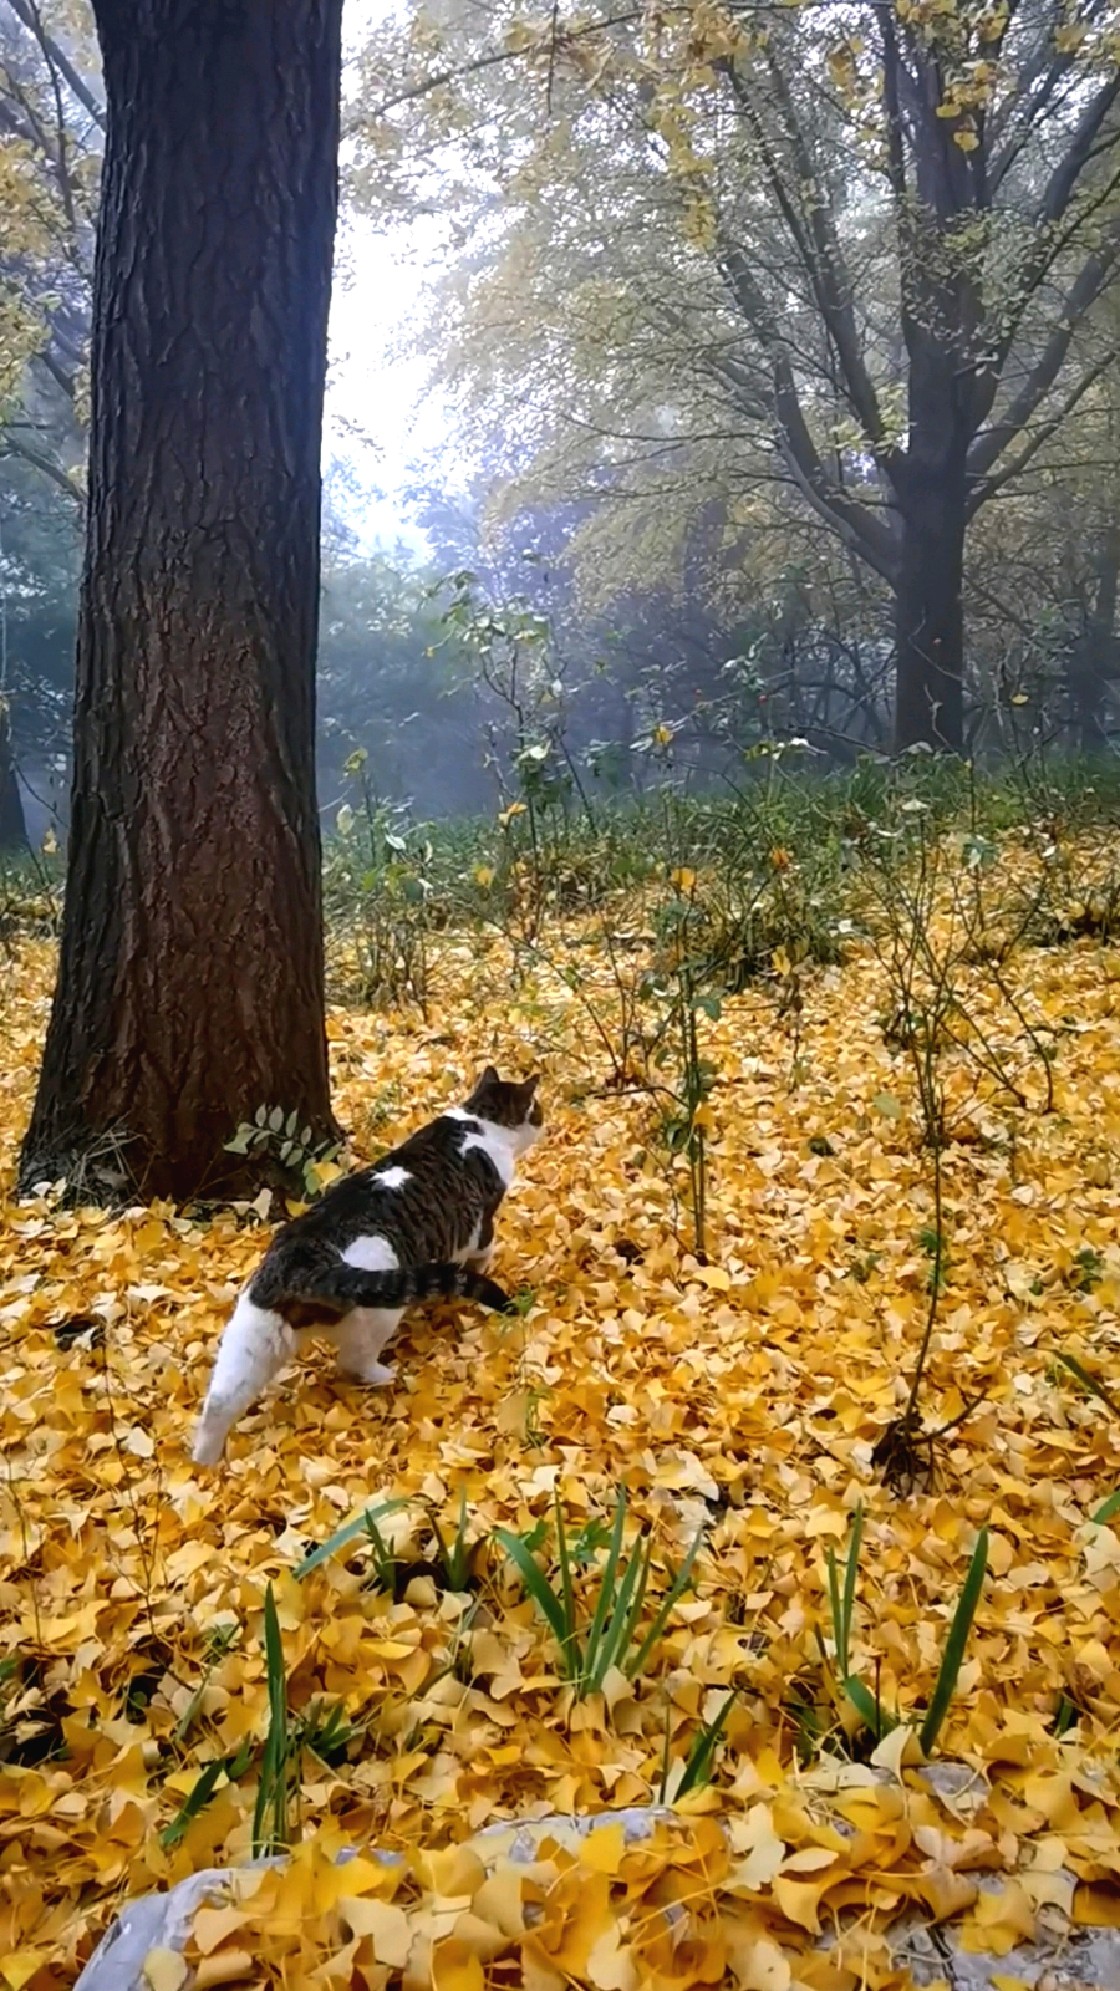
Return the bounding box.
[191,1067,543,1465]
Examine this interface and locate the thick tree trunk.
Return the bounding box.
[20,0,344,1201]
[893,459,967,756]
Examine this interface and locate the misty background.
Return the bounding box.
[2,0,1119,850]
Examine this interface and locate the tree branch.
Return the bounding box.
[0,429,84,503]
[716,239,898,581]
[721,55,887,454]
[969,223,1120,478]
[967,344,1120,515]
[2,0,104,129]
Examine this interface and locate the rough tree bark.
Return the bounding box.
[19,0,344,1201]
[893,446,968,755]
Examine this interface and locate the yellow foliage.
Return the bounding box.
[0,910,1119,1976]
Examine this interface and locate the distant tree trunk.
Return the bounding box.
[0,702,29,850]
[892,370,968,754]
[20,0,344,1201]
[1067,517,1120,753]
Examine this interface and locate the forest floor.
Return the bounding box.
[1,902,1119,1987]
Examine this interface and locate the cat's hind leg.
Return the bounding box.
[331,1307,402,1386]
[465,1210,495,1274]
[192,1293,296,1465]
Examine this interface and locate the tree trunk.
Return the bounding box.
[0,702,29,851]
[893,459,967,755]
[1067,518,1120,753]
[20,0,344,1202]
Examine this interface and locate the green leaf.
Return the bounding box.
[252,1583,290,1856]
[553,1488,581,1681]
[160,1757,227,1850]
[676,1690,736,1798]
[582,1486,627,1688]
[919,1528,988,1755]
[494,1525,574,1675]
[1056,1350,1120,1421]
[843,1673,892,1738]
[1090,1488,1120,1526]
[842,1504,862,1678]
[294,1497,411,1580]
[268,1106,284,1134]
[872,1092,904,1120]
[625,1519,705,1683]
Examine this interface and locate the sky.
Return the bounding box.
[323,0,445,556]
[325,214,443,555]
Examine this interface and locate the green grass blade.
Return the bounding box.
[919,1527,988,1756]
[252,1583,290,1855]
[582,1486,628,1687]
[1091,1488,1120,1526]
[295,1496,411,1579]
[553,1489,581,1682]
[677,1690,736,1799]
[625,1519,705,1683]
[592,1534,648,1691]
[450,1488,470,1589]
[842,1674,892,1740]
[160,1758,226,1849]
[494,1525,574,1676]
[826,1546,842,1673]
[1056,1351,1120,1421]
[657,1697,673,1804]
[841,1505,862,1675]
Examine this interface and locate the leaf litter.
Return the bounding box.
[1,915,1119,1987]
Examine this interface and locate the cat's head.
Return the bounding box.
[466,1066,544,1153]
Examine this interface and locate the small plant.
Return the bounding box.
[324,754,434,1010]
[225,1107,340,1200]
[295,1696,361,1769]
[495,1484,704,1698]
[424,1489,477,1594]
[294,1496,410,1581]
[816,1507,989,1756]
[160,1737,254,1851]
[252,1583,293,1856]
[173,1620,240,1743]
[1056,1350,1120,1422]
[659,1689,737,1801]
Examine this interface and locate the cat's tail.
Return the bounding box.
[278,1262,517,1316]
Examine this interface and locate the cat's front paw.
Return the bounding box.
[346,1360,397,1387]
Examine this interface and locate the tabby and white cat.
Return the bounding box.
[191,1067,543,1465]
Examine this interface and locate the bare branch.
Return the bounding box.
[721,56,887,454]
[967,344,1120,514]
[969,222,1120,479]
[717,240,898,581]
[0,430,83,503]
[2,0,104,130]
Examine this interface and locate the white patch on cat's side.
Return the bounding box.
[374,1165,411,1190]
[342,1234,399,1273]
[192,1292,295,1466]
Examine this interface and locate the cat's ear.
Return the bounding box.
[479,1063,499,1086]
[524,1072,540,1094]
